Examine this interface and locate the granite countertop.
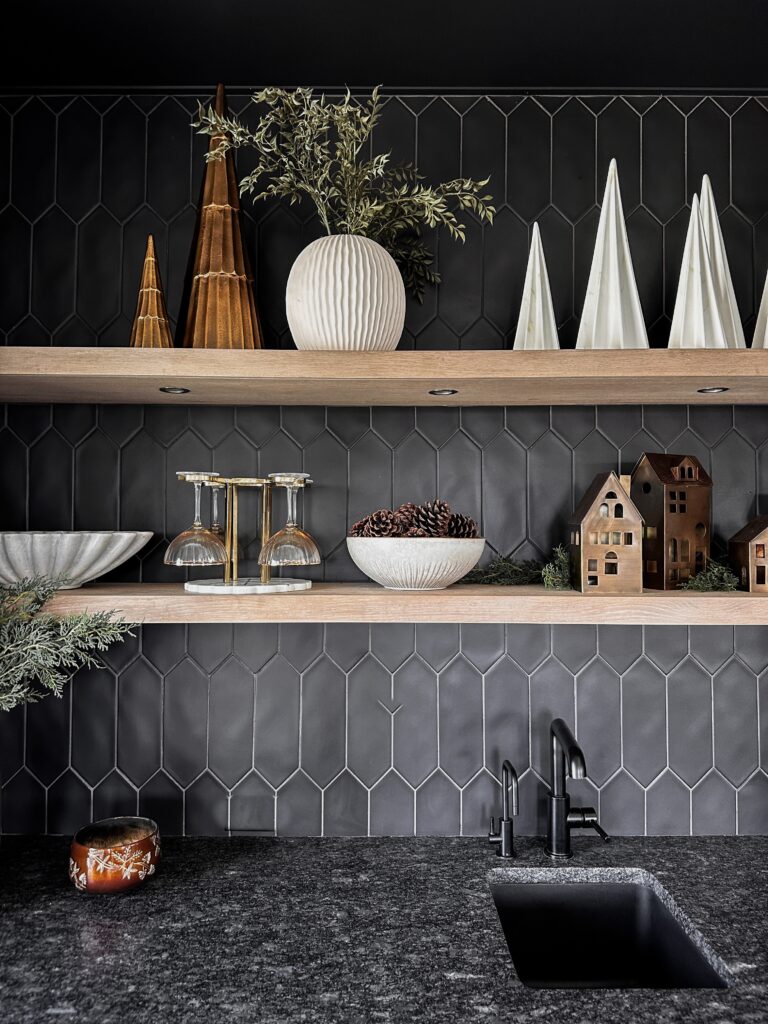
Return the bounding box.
[1,835,766,1023]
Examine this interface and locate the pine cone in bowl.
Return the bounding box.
[413,499,452,537]
[447,512,478,538]
[362,509,400,537]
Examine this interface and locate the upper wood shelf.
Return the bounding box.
[45,582,768,625]
[1,347,767,407]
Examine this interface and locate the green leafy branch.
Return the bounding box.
[0,577,134,713]
[193,86,495,300]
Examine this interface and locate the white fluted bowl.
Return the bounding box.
[347,537,485,590]
[286,234,406,351]
[0,532,152,589]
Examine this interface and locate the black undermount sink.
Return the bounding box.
[490,869,729,990]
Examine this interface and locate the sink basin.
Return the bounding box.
[490,868,729,990]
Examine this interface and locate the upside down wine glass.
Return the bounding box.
[258,474,321,567]
[164,475,228,566]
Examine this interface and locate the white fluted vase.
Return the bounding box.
[286,234,406,351]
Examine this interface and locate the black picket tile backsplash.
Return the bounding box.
[2,93,768,348]
[2,90,768,837]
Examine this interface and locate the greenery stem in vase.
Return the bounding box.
[193,86,495,301]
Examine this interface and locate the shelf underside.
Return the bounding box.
[1,348,766,406]
[45,582,768,624]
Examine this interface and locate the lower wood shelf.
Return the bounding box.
[44,582,768,625]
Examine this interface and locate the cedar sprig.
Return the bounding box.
[680,560,738,592]
[541,545,572,590]
[193,86,495,301]
[0,576,134,713]
[461,556,544,585]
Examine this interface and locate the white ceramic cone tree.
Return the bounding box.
[753,270,768,348]
[513,222,560,350]
[668,194,728,349]
[576,159,648,349]
[699,174,745,348]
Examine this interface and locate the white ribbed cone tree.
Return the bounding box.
[753,270,768,348]
[699,174,745,348]
[668,194,728,349]
[576,158,648,349]
[513,222,560,350]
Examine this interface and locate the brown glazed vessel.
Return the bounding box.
[69,816,160,894]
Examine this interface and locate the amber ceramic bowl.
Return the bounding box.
[69,816,160,894]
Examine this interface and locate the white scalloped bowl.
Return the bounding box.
[0,532,153,589]
[347,536,485,590]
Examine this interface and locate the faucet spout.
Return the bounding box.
[550,718,586,797]
[501,759,519,819]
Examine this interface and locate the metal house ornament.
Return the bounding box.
[576,158,648,350]
[129,235,173,348]
[699,175,745,348]
[513,222,560,350]
[668,195,728,349]
[568,472,643,594]
[181,83,263,349]
[752,269,768,348]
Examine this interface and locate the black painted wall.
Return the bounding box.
[1,88,768,836]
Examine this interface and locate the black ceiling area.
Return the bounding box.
[4,0,767,91]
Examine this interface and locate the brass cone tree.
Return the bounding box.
[182,83,263,349]
[129,234,174,348]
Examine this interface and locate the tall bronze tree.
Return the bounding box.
[182,83,263,349]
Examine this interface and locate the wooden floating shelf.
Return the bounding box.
[45,582,768,625]
[2,347,767,406]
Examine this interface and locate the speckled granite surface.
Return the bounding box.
[1,835,766,1023]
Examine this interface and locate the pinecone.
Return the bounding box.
[362,508,400,537]
[349,515,371,537]
[404,526,429,537]
[413,499,452,537]
[393,502,418,533]
[447,512,478,538]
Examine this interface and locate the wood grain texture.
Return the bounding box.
[43,581,768,624]
[2,348,767,406]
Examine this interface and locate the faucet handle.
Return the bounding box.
[567,806,610,843]
[488,816,501,845]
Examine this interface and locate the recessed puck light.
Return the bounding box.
[429,388,458,396]
[159,386,191,395]
[696,386,729,394]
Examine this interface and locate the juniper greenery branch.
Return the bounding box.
[0,576,134,713]
[679,560,738,592]
[541,545,572,590]
[193,86,495,300]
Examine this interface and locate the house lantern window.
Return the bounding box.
[756,544,766,560]
[599,502,609,517]
[614,503,623,518]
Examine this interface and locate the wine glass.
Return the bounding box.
[208,482,225,541]
[258,473,321,566]
[164,472,228,566]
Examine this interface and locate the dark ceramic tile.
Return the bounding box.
[686,99,730,206]
[596,407,642,449]
[515,769,549,837]
[732,99,768,221]
[1,769,46,834]
[11,98,55,220]
[6,402,49,452]
[0,431,26,529]
[646,770,690,837]
[527,431,571,556]
[370,771,415,837]
[301,657,346,788]
[74,431,118,530]
[415,770,460,837]
[323,623,368,672]
[142,623,186,675]
[77,208,122,330]
[71,665,116,785]
[482,431,526,555]
[393,431,437,507]
[461,769,501,837]
[507,98,551,220]
[185,772,228,836]
[53,405,95,445]
[737,771,768,834]
[326,408,369,448]
[323,770,368,837]
[713,659,759,786]
[209,657,254,789]
[643,626,688,673]
[460,408,504,447]
[392,655,438,787]
[597,99,641,211]
[484,657,529,775]
[230,772,274,835]
[146,97,190,220]
[691,771,736,836]
[102,98,146,220]
[438,656,483,787]
[573,432,620,509]
[347,655,391,787]
[370,624,415,672]
[552,99,596,222]
[415,624,459,672]
[46,771,91,836]
[117,658,162,787]
[621,658,667,787]
[32,207,76,332]
[232,624,279,672]
[56,97,100,221]
[506,623,550,672]
[187,623,232,674]
[599,770,645,836]
[279,623,323,672]
[482,208,528,337]
[276,771,321,837]
[576,659,621,786]
[139,771,183,836]
[25,688,70,787]
[553,625,596,674]
[460,624,505,673]
[667,658,713,786]
[93,771,137,822]
[733,407,768,449]
[29,429,72,530]
[641,99,685,223]
[254,655,300,788]
[0,704,24,782]
[597,626,642,674]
